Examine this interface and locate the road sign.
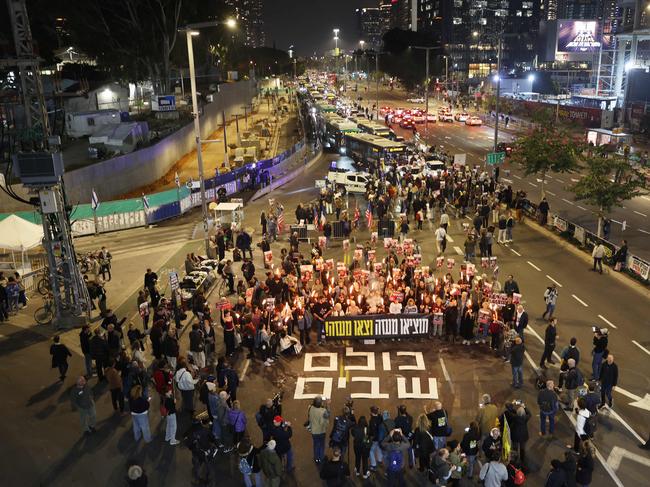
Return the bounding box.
[486,151,506,165]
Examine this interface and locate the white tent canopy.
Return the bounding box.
[0,215,44,251]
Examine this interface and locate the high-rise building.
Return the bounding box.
[557,0,600,19]
[224,0,265,48]
[417,0,541,79]
[379,1,393,35]
[390,0,418,30]
[356,7,382,47]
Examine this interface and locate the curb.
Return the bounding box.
[521,218,650,299]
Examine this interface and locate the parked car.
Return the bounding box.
[496,142,513,155]
[454,113,469,122]
[465,116,483,126]
[440,112,454,122]
[426,113,437,122]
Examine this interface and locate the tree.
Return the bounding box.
[509,113,580,198]
[570,148,646,237]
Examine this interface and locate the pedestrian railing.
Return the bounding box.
[521,200,650,284]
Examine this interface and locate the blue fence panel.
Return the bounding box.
[148,201,181,223]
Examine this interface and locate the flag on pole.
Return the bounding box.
[277,207,285,233]
[365,202,373,229]
[501,415,512,463]
[142,193,150,210]
[319,211,326,231]
[91,189,100,211]
[174,172,180,188]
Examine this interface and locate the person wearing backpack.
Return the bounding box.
[426,401,452,450]
[381,429,410,486]
[351,416,372,479]
[576,440,595,487]
[394,405,414,468]
[320,446,351,487]
[329,406,355,457]
[237,439,263,487]
[568,398,591,452]
[558,338,581,391]
[376,410,395,467]
[537,379,560,437]
[506,451,526,486]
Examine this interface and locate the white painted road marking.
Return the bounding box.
[510,248,522,256]
[634,210,647,217]
[570,177,579,182]
[639,229,650,235]
[641,195,650,201]
[598,314,617,329]
[546,190,556,196]
[513,174,522,180]
[501,178,513,183]
[571,294,589,307]
[562,198,575,205]
[446,235,454,243]
[527,261,541,271]
[632,340,650,356]
[545,275,563,287]
[577,205,587,211]
[528,182,537,187]
[611,219,622,224]
[454,246,464,255]
[555,178,565,184]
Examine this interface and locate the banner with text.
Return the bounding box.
[325,314,430,340]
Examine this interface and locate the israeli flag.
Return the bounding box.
[174,171,180,188]
[91,189,100,211]
[142,194,150,210]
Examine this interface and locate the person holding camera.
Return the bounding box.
[270,415,294,472]
[306,395,331,465]
[257,395,282,442]
[381,428,411,486]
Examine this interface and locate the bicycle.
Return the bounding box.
[37,270,51,296]
[34,294,55,325]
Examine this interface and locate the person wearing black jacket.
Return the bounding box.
[507,403,531,464]
[143,269,159,308]
[237,439,263,487]
[79,325,93,378]
[591,328,608,381]
[351,416,371,478]
[185,418,218,485]
[270,416,294,471]
[576,440,595,486]
[320,446,350,487]
[504,275,520,295]
[599,354,618,409]
[50,335,72,381]
[510,337,525,389]
[540,318,558,369]
[163,330,179,370]
[89,327,109,381]
[461,421,481,480]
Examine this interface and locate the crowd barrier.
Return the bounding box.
[0,139,307,237]
[522,200,650,284]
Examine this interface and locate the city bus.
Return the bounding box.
[357,120,391,138]
[323,114,361,152]
[341,132,407,165]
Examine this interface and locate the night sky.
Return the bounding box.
[264,0,378,56]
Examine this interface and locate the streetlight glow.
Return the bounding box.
[528,74,535,82]
[472,31,479,37]
[189,30,200,36]
[225,18,237,29]
[493,74,500,82]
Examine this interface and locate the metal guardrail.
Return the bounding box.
[522,200,650,283]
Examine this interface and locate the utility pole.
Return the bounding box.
[412,46,441,129]
[375,52,380,120]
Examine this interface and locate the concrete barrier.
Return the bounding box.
[62,81,255,203]
[251,148,322,202]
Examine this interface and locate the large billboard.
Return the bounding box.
[557,20,601,53]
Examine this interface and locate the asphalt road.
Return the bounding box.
[1,149,649,487]
[364,90,650,261]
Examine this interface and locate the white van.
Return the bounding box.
[326,170,370,193]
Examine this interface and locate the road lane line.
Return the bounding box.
[562,198,575,205]
[528,182,537,187]
[546,190,556,196]
[454,246,464,256]
[527,261,541,271]
[601,408,645,443]
[598,314,618,330]
[611,219,622,224]
[240,359,251,381]
[571,177,579,182]
[510,248,522,256]
[641,195,650,201]
[513,174,522,180]
[439,357,455,394]
[555,178,565,183]
[501,178,513,183]
[445,235,454,243]
[634,210,647,217]
[632,340,650,356]
[639,229,650,235]
[577,205,587,211]
[545,275,563,287]
[571,294,589,307]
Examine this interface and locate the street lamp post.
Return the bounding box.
[182,19,236,255]
[493,37,502,153]
[412,46,442,130]
[333,28,340,77]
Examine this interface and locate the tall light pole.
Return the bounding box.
[444,55,449,96]
[492,37,502,153]
[182,18,236,255]
[412,46,442,129]
[333,28,340,77]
